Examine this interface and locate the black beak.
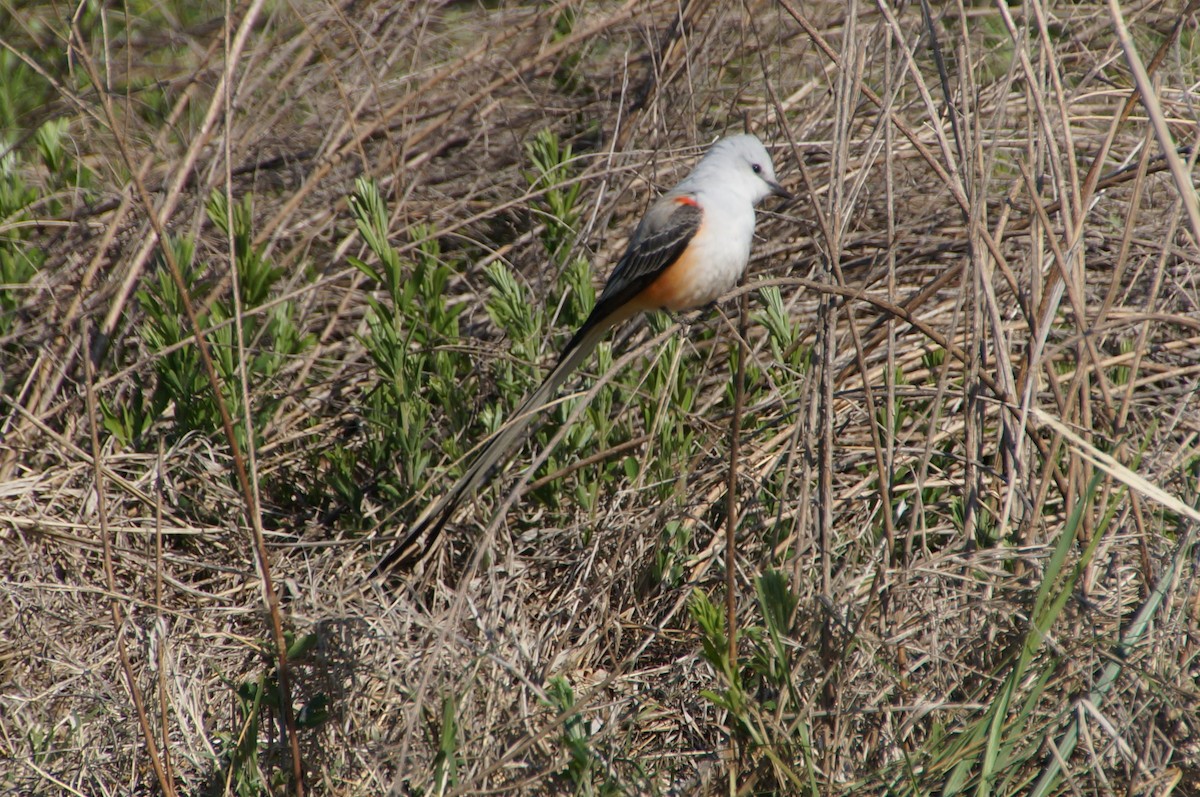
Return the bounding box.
[768,180,792,201]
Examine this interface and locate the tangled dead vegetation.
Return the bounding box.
[2,1,1199,794]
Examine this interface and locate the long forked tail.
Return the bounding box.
[367,317,618,577]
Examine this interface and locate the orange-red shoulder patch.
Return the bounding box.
[674,195,699,207]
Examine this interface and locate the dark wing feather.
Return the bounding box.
[557,199,701,357]
[598,200,703,307]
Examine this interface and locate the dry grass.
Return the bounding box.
[2,0,1200,794]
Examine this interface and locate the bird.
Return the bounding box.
[369,133,789,576]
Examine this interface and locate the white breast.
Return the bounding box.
[680,198,755,307]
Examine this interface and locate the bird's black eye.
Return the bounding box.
[751,163,763,174]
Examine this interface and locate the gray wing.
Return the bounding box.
[596,197,703,307]
[552,195,702,360]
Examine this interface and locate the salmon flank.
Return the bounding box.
[636,244,703,312]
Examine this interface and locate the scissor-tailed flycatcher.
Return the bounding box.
[370,134,789,576]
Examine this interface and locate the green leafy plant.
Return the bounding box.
[483,260,545,402]
[756,286,809,374]
[0,46,55,134]
[544,675,632,797]
[490,129,637,513]
[0,116,86,350]
[336,178,472,517]
[216,632,327,797]
[429,693,462,795]
[525,128,582,264]
[0,139,45,342]
[116,190,312,453]
[131,235,211,433]
[648,519,693,590]
[638,313,698,501]
[690,574,818,793]
[935,472,1116,797]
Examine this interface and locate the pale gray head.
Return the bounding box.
[686,134,791,205]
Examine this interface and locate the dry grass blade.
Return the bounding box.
[1109,0,1200,245]
[1031,408,1200,526]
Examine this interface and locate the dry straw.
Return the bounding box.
[2,1,1198,794]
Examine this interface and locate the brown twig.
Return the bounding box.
[725,288,749,785]
[65,7,306,791]
[82,330,176,797]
